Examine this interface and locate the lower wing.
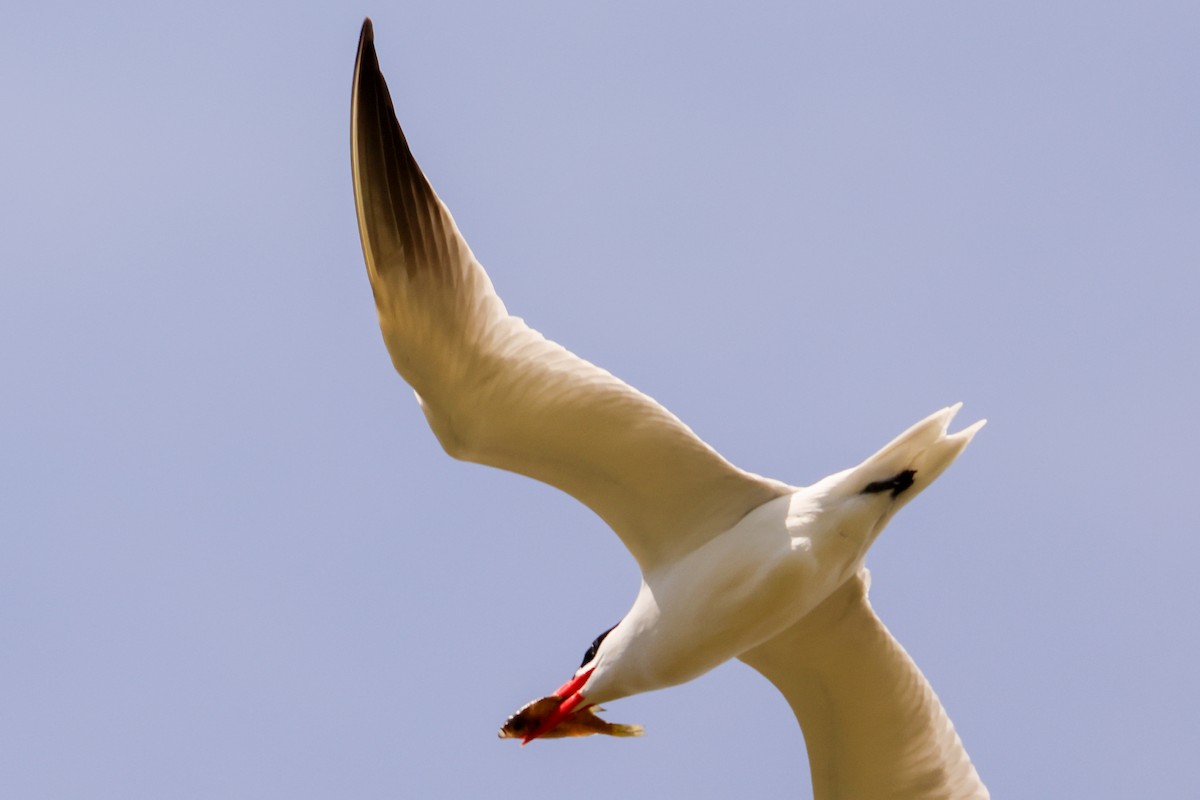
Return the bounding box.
[739,569,990,800]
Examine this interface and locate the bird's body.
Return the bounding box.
[350,18,989,798]
[582,405,980,708]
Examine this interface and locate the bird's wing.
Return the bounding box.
[739,570,990,800]
[350,20,789,573]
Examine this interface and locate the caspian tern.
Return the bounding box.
[351,18,989,799]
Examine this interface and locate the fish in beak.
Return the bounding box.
[497,668,643,744]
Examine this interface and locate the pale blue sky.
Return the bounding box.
[3,2,1197,798]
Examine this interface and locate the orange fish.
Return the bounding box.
[498,695,643,741]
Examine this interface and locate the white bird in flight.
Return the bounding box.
[351,18,989,799]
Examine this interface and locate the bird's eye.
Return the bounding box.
[580,623,617,668]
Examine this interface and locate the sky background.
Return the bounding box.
[3,2,1197,798]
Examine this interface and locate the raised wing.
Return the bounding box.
[739,570,990,800]
[350,20,789,573]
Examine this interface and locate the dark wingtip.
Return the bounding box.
[353,18,383,120]
[350,15,446,278]
[357,18,375,69]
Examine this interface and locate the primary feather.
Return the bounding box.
[351,20,788,573]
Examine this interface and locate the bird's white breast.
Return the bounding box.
[587,489,872,703]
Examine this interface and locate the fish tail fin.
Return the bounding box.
[606,723,645,737]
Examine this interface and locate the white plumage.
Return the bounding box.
[351,18,988,798]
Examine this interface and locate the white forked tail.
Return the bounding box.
[851,403,985,514]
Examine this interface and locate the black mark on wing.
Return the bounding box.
[861,469,916,498]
